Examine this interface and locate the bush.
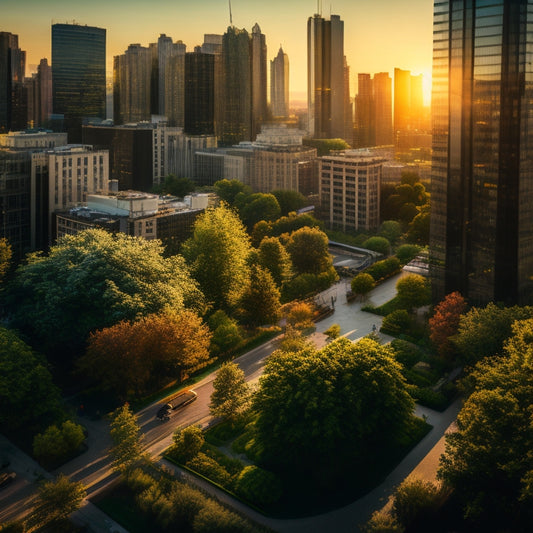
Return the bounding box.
[168,483,207,528]
[172,425,205,462]
[186,452,232,486]
[193,499,254,533]
[402,369,433,388]
[396,244,422,265]
[324,324,341,339]
[363,510,404,532]
[393,478,442,529]
[396,274,431,310]
[409,387,450,411]
[351,272,376,297]
[234,465,283,506]
[381,310,412,335]
[126,468,157,493]
[33,420,85,467]
[365,257,401,282]
[390,339,423,369]
[363,236,391,255]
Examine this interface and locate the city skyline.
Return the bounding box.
[2,0,433,103]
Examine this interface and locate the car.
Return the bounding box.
[156,390,197,421]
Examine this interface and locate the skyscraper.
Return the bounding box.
[158,34,186,126]
[52,24,105,140]
[430,0,533,305]
[251,24,268,138]
[354,73,373,148]
[0,32,26,132]
[307,13,345,140]
[270,46,289,118]
[393,67,411,137]
[373,72,393,146]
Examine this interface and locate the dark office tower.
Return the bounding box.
[430,0,533,305]
[270,46,289,118]
[354,73,373,148]
[343,57,353,146]
[158,34,186,126]
[52,24,105,141]
[394,67,411,138]
[184,49,215,135]
[0,32,26,132]
[373,72,393,146]
[217,26,252,146]
[26,58,52,128]
[251,24,268,138]
[307,13,345,140]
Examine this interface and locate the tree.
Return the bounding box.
[0,327,63,434]
[30,474,86,529]
[270,212,323,237]
[275,325,315,353]
[79,309,211,399]
[302,137,350,156]
[209,362,250,421]
[351,273,376,298]
[182,204,251,310]
[429,292,467,360]
[253,337,414,469]
[239,265,280,326]
[454,303,533,365]
[363,236,391,256]
[257,236,293,287]
[437,319,533,529]
[395,244,422,264]
[8,229,204,365]
[393,479,442,530]
[33,420,85,467]
[286,226,332,275]
[378,220,403,246]
[238,193,281,230]
[172,425,205,462]
[363,510,404,533]
[208,310,243,355]
[214,179,251,206]
[283,301,314,330]
[406,203,430,245]
[324,324,341,340]
[109,404,143,473]
[271,189,307,216]
[0,237,12,283]
[154,174,195,197]
[396,274,431,311]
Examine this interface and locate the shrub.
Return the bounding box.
[393,478,442,529]
[365,257,401,282]
[410,387,449,411]
[193,499,253,533]
[396,244,422,265]
[324,324,341,340]
[168,483,207,527]
[363,510,404,532]
[390,339,423,368]
[396,274,431,310]
[351,272,376,297]
[363,236,391,255]
[234,466,283,506]
[186,452,232,486]
[172,425,205,462]
[381,310,412,335]
[33,420,85,467]
[126,468,157,493]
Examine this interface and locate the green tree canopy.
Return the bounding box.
[172,425,205,462]
[33,420,85,467]
[302,138,350,156]
[257,236,293,287]
[351,273,376,298]
[239,265,281,326]
[209,362,250,421]
[253,337,414,470]
[363,236,391,256]
[396,274,431,311]
[286,226,332,275]
[406,203,431,245]
[0,237,12,283]
[8,229,204,364]
[182,204,252,310]
[214,179,251,206]
[395,244,422,264]
[153,174,195,197]
[208,310,243,355]
[438,321,533,528]
[270,212,323,237]
[238,193,281,230]
[271,189,307,216]
[454,303,533,365]
[109,404,143,473]
[378,220,403,245]
[0,327,63,434]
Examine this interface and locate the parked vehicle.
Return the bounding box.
[156,390,197,421]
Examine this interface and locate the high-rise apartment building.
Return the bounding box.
[307,13,345,140]
[354,74,374,148]
[373,72,393,146]
[0,32,26,133]
[52,24,106,141]
[158,34,186,127]
[26,58,52,128]
[270,47,289,118]
[251,24,268,138]
[430,0,533,305]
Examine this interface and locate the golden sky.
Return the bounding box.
[2,0,433,103]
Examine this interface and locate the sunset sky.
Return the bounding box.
[2,0,433,103]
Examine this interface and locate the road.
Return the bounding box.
[0,270,457,533]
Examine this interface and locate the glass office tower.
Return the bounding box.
[430,0,533,305]
[52,24,106,139]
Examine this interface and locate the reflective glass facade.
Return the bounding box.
[52,24,106,122]
[430,0,533,304]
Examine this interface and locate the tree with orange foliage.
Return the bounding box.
[79,309,211,399]
[429,291,467,360]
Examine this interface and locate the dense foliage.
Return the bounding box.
[209,362,250,422]
[429,292,467,360]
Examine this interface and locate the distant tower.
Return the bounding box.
[373,72,392,145]
[216,26,252,146]
[307,13,345,140]
[0,31,26,132]
[158,34,186,126]
[52,23,106,141]
[251,23,268,137]
[410,73,424,131]
[270,46,289,118]
[354,73,373,148]
[393,67,411,138]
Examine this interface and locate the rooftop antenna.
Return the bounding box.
[317,0,322,16]
[229,0,233,25]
